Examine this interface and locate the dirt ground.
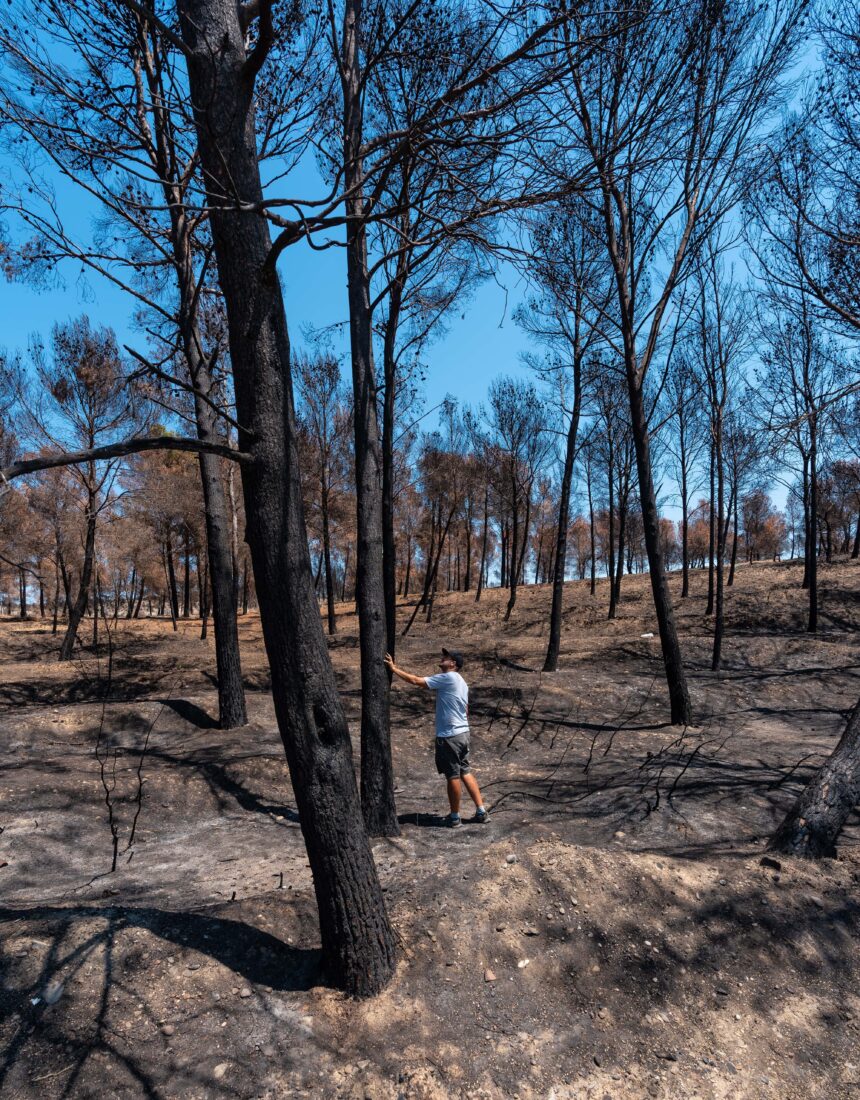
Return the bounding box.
[1,559,859,1099]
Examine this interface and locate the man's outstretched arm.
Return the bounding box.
[384,652,427,688]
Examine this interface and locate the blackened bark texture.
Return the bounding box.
[544,366,582,671]
[321,481,337,635]
[165,536,180,621]
[769,697,860,858]
[59,486,96,661]
[380,219,408,657]
[680,427,690,597]
[196,444,247,727]
[627,375,692,725]
[135,14,247,728]
[586,458,596,595]
[340,0,398,837]
[808,427,818,632]
[183,527,192,617]
[475,483,489,603]
[706,439,715,616]
[728,485,739,586]
[176,0,396,995]
[712,415,725,671]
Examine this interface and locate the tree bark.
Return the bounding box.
[712,413,725,671]
[340,0,398,837]
[475,483,489,603]
[176,0,396,995]
[544,366,582,671]
[706,437,715,617]
[182,526,192,617]
[321,481,337,636]
[808,425,818,632]
[626,370,692,725]
[59,486,96,661]
[769,697,860,858]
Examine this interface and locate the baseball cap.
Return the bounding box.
[441,647,464,670]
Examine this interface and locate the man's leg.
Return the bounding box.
[461,772,483,808]
[446,776,462,814]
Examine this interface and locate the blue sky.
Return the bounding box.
[0,148,536,423]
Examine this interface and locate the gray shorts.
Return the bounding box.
[435,734,471,779]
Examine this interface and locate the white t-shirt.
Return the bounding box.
[424,671,469,739]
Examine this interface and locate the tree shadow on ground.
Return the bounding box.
[158,698,219,729]
[0,903,321,1098]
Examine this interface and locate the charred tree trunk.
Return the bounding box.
[769,697,860,858]
[177,0,395,995]
[52,557,60,635]
[182,527,192,617]
[680,461,690,598]
[341,0,398,837]
[165,535,180,623]
[476,483,489,604]
[808,429,818,633]
[626,368,692,725]
[59,486,96,661]
[321,481,337,636]
[544,368,582,671]
[587,459,596,596]
[712,414,725,671]
[706,438,715,617]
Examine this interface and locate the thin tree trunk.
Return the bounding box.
[165,535,180,623]
[321,482,337,636]
[52,557,60,636]
[607,449,617,620]
[59,487,96,661]
[476,483,489,604]
[162,545,178,633]
[182,526,191,617]
[706,438,715,616]
[134,580,145,619]
[808,428,818,632]
[712,414,725,671]
[626,369,692,725]
[177,0,396,994]
[126,567,137,619]
[341,0,398,837]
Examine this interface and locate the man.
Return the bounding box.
[384,647,488,828]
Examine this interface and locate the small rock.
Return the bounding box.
[760,856,782,871]
[597,1007,609,1019]
[188,963,201,971]
[495,924,507,932]
[505,854,518,865]
[484,969,497,982]
[718,878,727,886]
[239,987,252,999]
[613,831,625,839]
[809,895,825,909]
[657,1051,678,1062]
[517,959,530,969]
[161,1024,175,1037]
[593,1054,602,1067]
[522,925,540,937]
[42,981,64,1005]
[715,987,729,996]
[213,1063,229,1080]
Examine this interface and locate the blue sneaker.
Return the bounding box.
[445,813,462,828]
[474,807,489,823]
